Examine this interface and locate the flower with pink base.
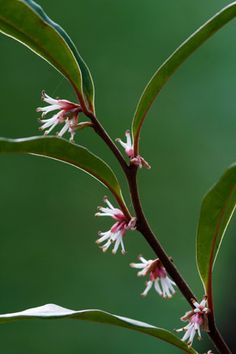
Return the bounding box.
[177,298,209,346]
[37,91,82,142]
[116,130,134,157]
[130,256,176,298]
[116,130,151,169]
[95,197,136,254]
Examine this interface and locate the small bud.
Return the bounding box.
[116,129,150,169]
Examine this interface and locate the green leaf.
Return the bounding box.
[197,164,236,292]
[0,303,198,353]
[131,2,236,153]
[0,136,124,206]
[0,0,95,113]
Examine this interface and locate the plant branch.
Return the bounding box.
[126,165,231,354]
[85,112,231,353]
[126,165,197,306]
[208,314,231,354]
[85,112,129,175]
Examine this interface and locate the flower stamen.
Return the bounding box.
[116,130,151,169]
[130,256,176,298]
[95,197,136,254]
[177,297,209,346]
[37,91,83,142]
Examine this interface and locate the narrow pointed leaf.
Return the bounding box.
[0,0,94,112]
[0,136,124,205]
[132,2,236,153]
[197,164,236,293]
[0,304,198,353]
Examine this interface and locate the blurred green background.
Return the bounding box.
[0,0,235,353]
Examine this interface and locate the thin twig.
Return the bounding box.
[85,112,231,353]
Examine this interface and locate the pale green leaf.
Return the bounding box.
[0,303,198,354]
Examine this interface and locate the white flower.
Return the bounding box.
[116,130,151,169]
[177,298,209,346]
[130,256,176,298]
[95,197,136,254]
[37,91,82,142]
[116,130,134,157]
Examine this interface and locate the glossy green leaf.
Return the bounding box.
[0,0,94,113]
[132,2,236,153]
[0,136,124,206]
[197,164,236,292]
[0,303,198,353]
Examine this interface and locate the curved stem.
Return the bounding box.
[85,112,129,175]
[127,165,197,306]
[208,314,231,354]
[83,112,131,219]
[126,165,231,354]
[85,112,231,353]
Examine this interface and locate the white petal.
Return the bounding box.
[96,207,119,216]
[117,138,128,149]
[189,326,196,344]
[112,235,122,254]
[154,279,163,296]
[182,324,193,342]
[40,113,60,128]
[96,231,111,244]
[70,130,76,142]
[37,104,60,116]
[125,130,132,148]
[40,114,58,125]
[58,120,69,137]
[193,300,201,309]
[141,281,153,296]
[138,256,148,264]
[95,212,113,217]
[197,327,201,338]
[42,92,59,105]
[160,278,171,298]
[168,279,176,295]
[101,239,112,252]
[120,237,126,254]
[130,262,146,269]
[104,198,115,210]
[45,121,59,135]
[137,268,149,276]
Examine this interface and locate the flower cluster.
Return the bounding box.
[130,256,176,298]
[177,298,209,346]
[37,91,82,142]
[95,197,136,254]
[116,130,151,169]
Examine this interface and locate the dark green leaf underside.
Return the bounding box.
[24,0,95,111]
[197,164,236,289]
[0,136,122,200]
[132,2,236,152]
[0,304,198,354]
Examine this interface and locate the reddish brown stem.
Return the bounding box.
[126,165,196,306]
[126,165,231,354]
[84,112,129,175]
[85,112,231,353]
